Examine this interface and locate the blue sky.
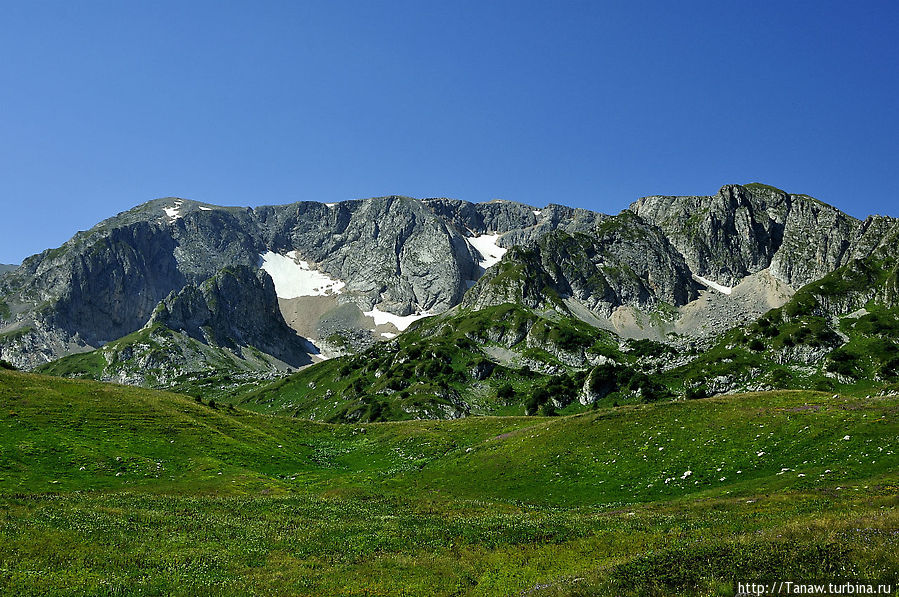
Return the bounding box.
[1,1,897,264]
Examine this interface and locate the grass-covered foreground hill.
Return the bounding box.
[1,368,898,595]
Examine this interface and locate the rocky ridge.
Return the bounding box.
[3,183,898,389]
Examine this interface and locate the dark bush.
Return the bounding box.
[685,385,707,400]
[526,387,551,416]
[628,339,674,358]
[496,383,515,401]
[540,402,558,416]
[770,368,793,388]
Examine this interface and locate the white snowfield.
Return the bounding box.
[363,307,433,331]
[466,233,508,269]
[163,200,184,221]
[259,251,346,299]
[533,209,542,216]
[692,274,733,295]
[199,206,212,211]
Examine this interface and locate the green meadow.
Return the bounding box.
[1,368,897,595]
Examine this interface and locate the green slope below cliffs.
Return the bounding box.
[1,369,897,595]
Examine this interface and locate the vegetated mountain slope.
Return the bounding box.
[248,244,899,422]
[660,239,899,398]
[2,367,897,506]
[239,302,683,421]
[1,368,897,595]
[12,182,899,414]
[36,265,314,397]
[0,195,579,369]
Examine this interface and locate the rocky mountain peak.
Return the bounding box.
[2,183,896,376]
[149,265,312,367]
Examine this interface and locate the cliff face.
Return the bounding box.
[149,266,313,368]
[2,184,897,377]
[629,184,791,287]
[464,211,699,317]
[0,195,552,368]
[629,183,898,291]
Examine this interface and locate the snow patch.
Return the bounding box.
[692,274,733,295]
[467,233,507,269]
[533,209,542,216]
[380,332,397,339]
[163,200,184,221]
[199,206,212,211]
[363,307,432,331]
[325,203,337,207]
[259,251,346,299]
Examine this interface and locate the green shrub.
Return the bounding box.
[526,387,551,416]
[609,540,851,594]
[685,385,707,400]
[496,383,515,401]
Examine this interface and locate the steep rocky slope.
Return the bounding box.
[630,183,898,289]
[37,266,314,393]
[9,182,899,415]
[0,196,549,368]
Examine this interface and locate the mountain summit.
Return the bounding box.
[4,184,898,418]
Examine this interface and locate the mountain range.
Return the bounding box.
[3,183,898,420]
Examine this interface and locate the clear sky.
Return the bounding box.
[1,1,897,264]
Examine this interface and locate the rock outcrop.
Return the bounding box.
[149,265,313,368]
[3,183,898,380]
[464,211,700,317]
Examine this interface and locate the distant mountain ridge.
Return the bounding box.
[0,194,603,369]
[4,183,899,415]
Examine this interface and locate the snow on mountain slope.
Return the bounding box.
[467,234,507,269]
[259,251,346,299]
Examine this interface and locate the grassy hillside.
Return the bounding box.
[36,323,282,401]
[661,254,899,398]
[1,369,897,595]
[238,304,633,420]
[237,253,899,422]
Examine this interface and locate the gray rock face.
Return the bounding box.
[631,184,792,287]
[767,194,858,288]
[422,199,608,249]
[51,223,187,344]
[3,183,898,375]
[0,195,549,368]
[630,183,897,291]
[465,211,700,317]
[150,266,313,368]
[249,196,491,314]
[422,198,539,235]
